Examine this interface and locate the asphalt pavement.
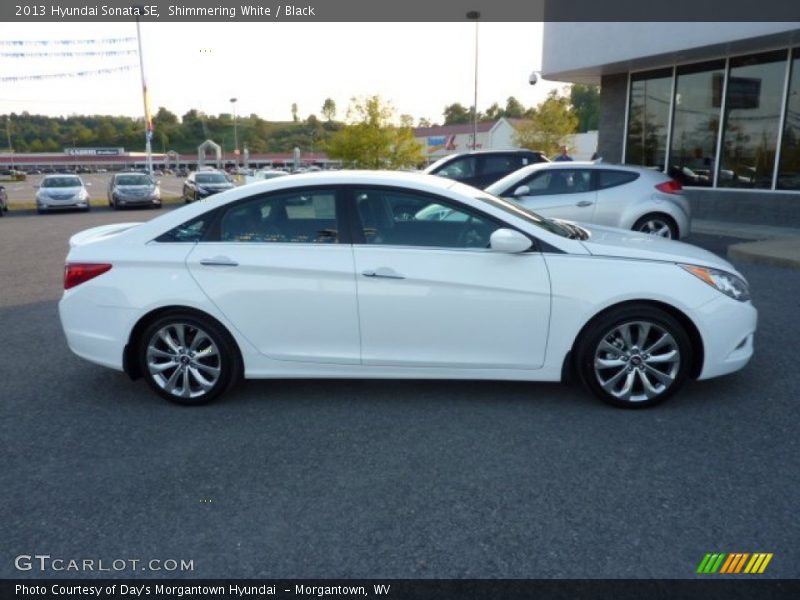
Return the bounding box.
[1,209,798,579]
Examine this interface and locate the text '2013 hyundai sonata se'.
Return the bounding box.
[58,171,756,408]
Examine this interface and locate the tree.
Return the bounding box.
[417,117,432,128]
[322,98,336,121]
[513,91,578,157]
[504,96,525,119]
[325,95,424,169]
[291,103,298,122]
[484,103,503,121]
[443,103,470,125]
[570,84,600,132]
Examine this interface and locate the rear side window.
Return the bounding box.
[156,216,210,243]
[433,156,476,180]
[219,190,338,244]
[481,154,523,178]
[598,170,639,190]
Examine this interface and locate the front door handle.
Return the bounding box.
[200,257,239,267]
[576,200,594,207]
[362,267,405,280]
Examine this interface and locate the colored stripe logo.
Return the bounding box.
[697,553,773,574]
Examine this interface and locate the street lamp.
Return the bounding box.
[467,11,480,150]
[230,97,239,167]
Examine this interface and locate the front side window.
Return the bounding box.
[220,190,338,243]
[522,169,593,195]
[354,188,499,249]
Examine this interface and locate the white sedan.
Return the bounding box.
[58,171,756,408]
[486,162,691,239]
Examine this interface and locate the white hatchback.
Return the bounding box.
[486,162,691,239]
[58,171,755,408]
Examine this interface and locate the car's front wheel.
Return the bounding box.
[633,213,678,239]
[138,312,240,405]
[575,305,691,408]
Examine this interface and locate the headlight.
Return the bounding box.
[680,264,750,302]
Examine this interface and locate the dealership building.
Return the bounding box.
[542,23,800,226]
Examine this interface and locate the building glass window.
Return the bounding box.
[719,50,787,189]
[625,68,672,169]
[777,48,800,190]
[668,60,725,187]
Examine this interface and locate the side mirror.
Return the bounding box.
[513,185,530,197]
[489,228,533,254]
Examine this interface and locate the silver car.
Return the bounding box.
[486,162,690,239]
[107,172,161,209]
[36,174,91,213]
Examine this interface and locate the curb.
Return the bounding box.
[728,239,800,270]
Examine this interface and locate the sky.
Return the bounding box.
[0,22,568,124]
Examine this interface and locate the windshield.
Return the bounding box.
[42,177,82,188]
[196,173,228,184]
[116,174,153,186]
[473,190,574,238]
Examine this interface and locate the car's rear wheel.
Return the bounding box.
[575,305,691,408]
[138,312,240,405]
[633,213,678,239]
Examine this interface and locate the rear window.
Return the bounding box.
[598,170,639,190]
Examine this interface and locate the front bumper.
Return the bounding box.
[694,294,757,380]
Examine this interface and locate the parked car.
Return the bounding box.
[486,162,690,239]
[107,172,162,209]
[182,169,235,202]
[35,174,91,213]
[59,171,755,408]
[0,184,7,216]
[244,169,289,185]
[424,149,549,189]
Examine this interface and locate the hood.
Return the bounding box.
[69,222,143,248]
[575,222,739,274]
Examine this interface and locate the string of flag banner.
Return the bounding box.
[1,50,138,58]
[0,37,137,46]
[0,65,138,83]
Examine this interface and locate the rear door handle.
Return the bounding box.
[576,200,594,207]
[362,267,405,280]
[199,257,239,267]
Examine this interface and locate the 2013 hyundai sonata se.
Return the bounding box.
[58,171,756,408]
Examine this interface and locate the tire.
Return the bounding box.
[138,312,241,405]
[633,213,678,239]
[575,304,691,408]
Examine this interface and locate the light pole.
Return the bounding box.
[135,14,153,174]
[467,11,480,150]
[230,97,239,168]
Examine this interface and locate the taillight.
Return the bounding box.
[64,263,112,290]
[656,179,683,194]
